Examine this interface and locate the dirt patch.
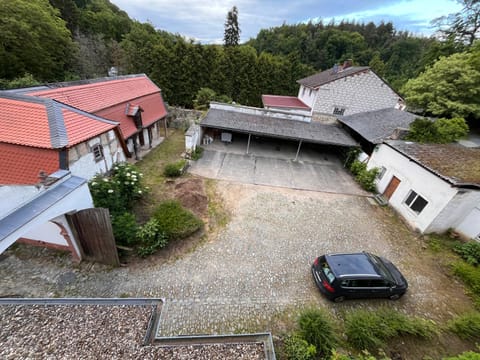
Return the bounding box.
[173,177,208,218]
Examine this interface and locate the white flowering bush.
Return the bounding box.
[89,162,148,215]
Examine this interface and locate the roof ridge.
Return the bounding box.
[44,99,69,148]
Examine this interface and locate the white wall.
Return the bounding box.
[264,105,311,117]
[69,131,126,180]
[368,144,458,233]
[22,220,68,246]
[0,185,39,218]
[313,71,400,116]
[185,124,200,152]
[297,85,317,108]
[456,206,480,240]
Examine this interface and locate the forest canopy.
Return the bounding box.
[0,0,478,116]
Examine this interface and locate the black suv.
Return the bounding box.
[311,252,408,302]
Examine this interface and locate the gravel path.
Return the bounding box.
[0,181,474,337]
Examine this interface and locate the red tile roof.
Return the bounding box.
[0,95,117,149]
[29,75,161,113]
[0,97,53,148]
[0,143,59,185]
[262,95,310,110]
[62,108,116,146]
[28,75,167,140]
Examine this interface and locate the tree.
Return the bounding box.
[433,0,480,46]
[0,0,74,81]
[402,43,480,121]
[405,117,469,143]
[224,6,240,46]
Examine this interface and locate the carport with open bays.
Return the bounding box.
[192,103,366,195]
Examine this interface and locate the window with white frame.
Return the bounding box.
[404,190,428,214]
[92,144,104,162]
[333,107,346,116]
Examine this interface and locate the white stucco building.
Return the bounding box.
[368,141,480,240]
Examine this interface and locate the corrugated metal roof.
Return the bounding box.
[0,175,87,242]
[339,108,418,144]
[201,108,357,147]
[385,140,480,187]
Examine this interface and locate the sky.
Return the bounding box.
[110,0,463,44]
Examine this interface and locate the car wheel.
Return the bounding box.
[333,296,345,303]
[389,293,403,300]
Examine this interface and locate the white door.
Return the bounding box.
[456,207,480,240]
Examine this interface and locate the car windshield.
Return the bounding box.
[321,261,336,284]
[368,254,394,284]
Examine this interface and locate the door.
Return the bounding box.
[383,176,401,200]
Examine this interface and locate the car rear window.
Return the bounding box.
[367,254,394,284]
[321,261,336,284]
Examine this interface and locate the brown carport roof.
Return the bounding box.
[201,108,357,147]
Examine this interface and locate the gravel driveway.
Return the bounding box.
[0,181,473,337]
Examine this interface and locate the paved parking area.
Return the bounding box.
[189,138,368,195]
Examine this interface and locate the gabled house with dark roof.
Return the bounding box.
[20,74,168,160]
[367,140,480,240]
[297,61,405,120]
[338,108,418,154]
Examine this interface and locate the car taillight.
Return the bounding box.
[322,280,335,293]
[313,258,319,266]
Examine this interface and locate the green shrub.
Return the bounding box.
[348,160,379,192]
[112,212,138,246]
[454,241,480,266]
[344,308,436,351]
[448,312,480,340]
[153,200,203,240]
[191,146,204,160]
[89,162,147,215]
[452,261,480,295]
[163,160,187,177]
[443,351,480,360]
[297,308,337,359]
[136,218,168,257]
[283,334,316,360]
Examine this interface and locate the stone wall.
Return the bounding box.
[167,106,203,131]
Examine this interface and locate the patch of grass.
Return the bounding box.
[163,159,187,177]
[205,179,230,230]
[452,261,480,307]
[344,307,437,352]
[447,312,480,341]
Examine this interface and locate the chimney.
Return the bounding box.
[332,63,339,74]
[342,59,353,70]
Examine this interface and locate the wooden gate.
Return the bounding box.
[69,208,119,266]
[383,176,401,200]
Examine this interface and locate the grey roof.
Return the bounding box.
[385,140,480,188]
[338,108,418,144]
[0,174,87,242]
[201,108,357,147]
[297,66,370,88]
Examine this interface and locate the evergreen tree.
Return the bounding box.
[224,6,240,46]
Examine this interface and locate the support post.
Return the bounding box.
[294,140,303,162]
[246,133,251,154]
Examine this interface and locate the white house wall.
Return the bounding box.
[68,130,125,180]
[0,185,39,218]
[297,85,317,108]
[456,206,480,240]
[427,191,480,235]
[22,220,68,246]
[368,144,458,233]
[313,71,400,116]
